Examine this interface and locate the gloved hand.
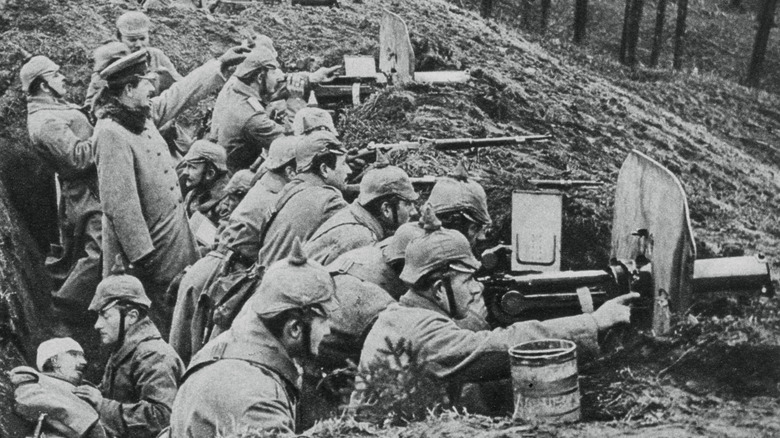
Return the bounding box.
[592,292,639,331]
[309,65,342,84]
[218,46,251,69]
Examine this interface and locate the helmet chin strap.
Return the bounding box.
[442,276,459,319]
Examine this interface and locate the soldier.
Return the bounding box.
[180,139,230,224]
[21,55,102,327]
[169,239,337,436]
[210,47,305,172]
[73,269,184,438]
[427,162,492,249]
[292,107,337,136]
[355,206,639,414]
[211,44,341,172]
[169,136,297,364]
[92,46,247,336]
[256,130,350,268]
[86,11,182,104]
[10,338,107,438]
[304,153,419,265]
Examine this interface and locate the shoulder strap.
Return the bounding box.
[257,181,310,248]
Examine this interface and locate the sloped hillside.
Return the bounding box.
[1,0,779,436]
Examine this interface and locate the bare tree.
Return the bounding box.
[574,0,589,44]
[746,0,780,86]
[650,0,668,66]
[673,0,689,70]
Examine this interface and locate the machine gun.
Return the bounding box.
[480,150,774,334]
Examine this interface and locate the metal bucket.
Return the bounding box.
[509,339,581,423]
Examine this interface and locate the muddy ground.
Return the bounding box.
[1,0,779,436]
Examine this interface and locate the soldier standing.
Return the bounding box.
[85,11,182,104]
[169,239,337,437]
[304,153,419,266]
[92,46,247,336]
[73,269,184,438]
[21,56,102,327]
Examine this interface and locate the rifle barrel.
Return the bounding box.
[432,135,552,151]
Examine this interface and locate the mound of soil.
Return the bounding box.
[1,0,779,435]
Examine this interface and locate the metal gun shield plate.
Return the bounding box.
[379,9,415,84]
[610,150,696,335]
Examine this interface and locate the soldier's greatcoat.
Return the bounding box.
[357,292,600,410]
[304,201,385,266]
[94,60,225,289]
[98,318,184,438]
[210,79,285,172]
[170,321,300,437]
[27,94,102,310]
[256,173,347,269]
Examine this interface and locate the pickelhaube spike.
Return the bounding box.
[420,203,442,231]
[288,237,308,266]
[450,160,470,182]
[110,254,127,276]
[374,149,390,169]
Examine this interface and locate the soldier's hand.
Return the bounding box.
[73,385,103,407]
[592,292,640,331]
[218,46,251,68]
[309,65,342,84]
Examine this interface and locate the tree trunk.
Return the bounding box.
[626,0,645,66]
[574,0,589,44]
[745,0,780,86]
[673,0,689,70]
[480,0,494,18]
[650,0,668,66]
[540,0,552,32]
[620,0,634,63]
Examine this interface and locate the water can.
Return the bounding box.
[509,339,581,423]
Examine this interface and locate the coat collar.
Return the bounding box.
[294,172,328,188]
[187,173,230,213]
[258,170,288,194]
[232,79,265,104]
[398,290,449,318]
[27,94,80,114]
[349,201,385,241]
[109,317,162,366]
[187,319,299,389]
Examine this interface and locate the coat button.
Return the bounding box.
[170,187,175,191]
[157,152,161,156]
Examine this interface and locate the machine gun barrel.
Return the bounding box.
[529,179,604,189]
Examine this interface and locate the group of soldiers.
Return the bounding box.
[11,9,638,438]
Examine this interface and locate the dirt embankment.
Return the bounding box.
[1,0,780,436]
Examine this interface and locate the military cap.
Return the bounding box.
[20,56,59,92]
[89,256,151,312]
[183,139,228,173]
[400,204,480,285]
[36,337,83,371]
[292,107,337,136]
[93,41,131,73]
[116,11,151,38]
[234,47,280,80]
[225,169,254,195]
[427,161,492,226]
[357,152,418,205]
[265,136,299,170]
[296,130,347,172]
[99,49,154,86]
[252,237,338,318]
[383,220,426,264]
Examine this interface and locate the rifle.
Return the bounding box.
[347,134,552,164]
[529,179,604,189]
